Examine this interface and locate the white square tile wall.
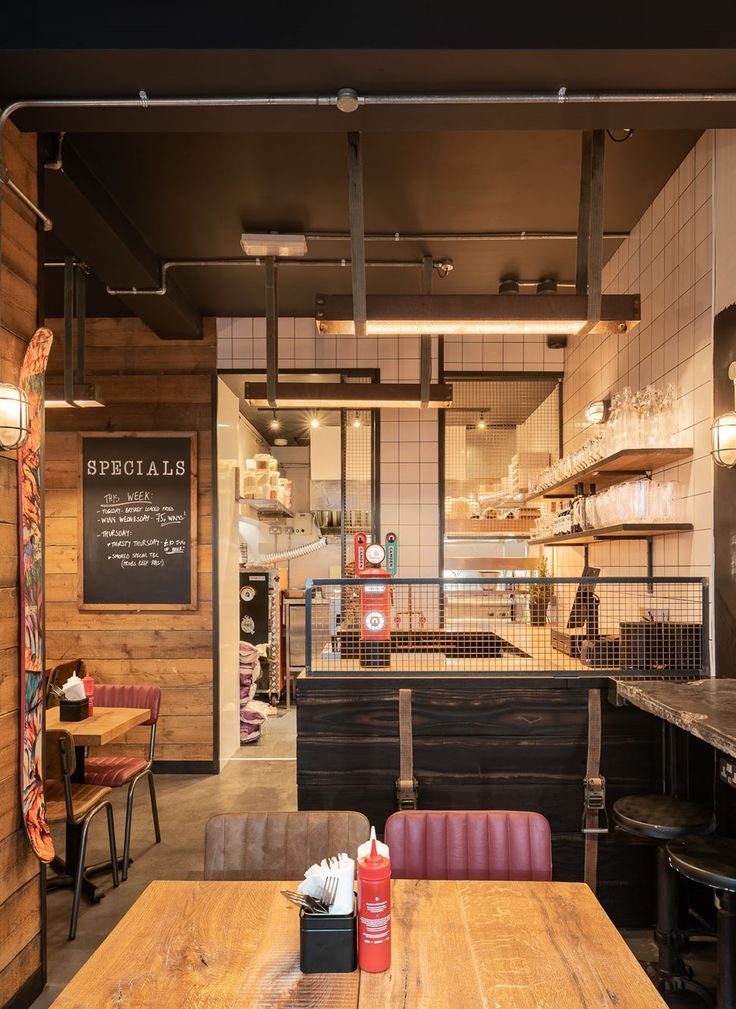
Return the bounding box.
[216,321,563,575]
[558,132,714,583]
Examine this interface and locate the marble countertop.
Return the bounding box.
[613,678,736,759]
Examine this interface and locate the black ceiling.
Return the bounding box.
[0,42,726,326]
[41,126,700,320]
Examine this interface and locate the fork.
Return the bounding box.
[280,889,328,914]
[321,875,339,909]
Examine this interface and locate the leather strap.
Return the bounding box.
[583,688,608,892]
[396,688,418,810]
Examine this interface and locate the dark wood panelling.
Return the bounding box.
[0,121,42,1009]
[297,676,661,925]
[44,316,216,763]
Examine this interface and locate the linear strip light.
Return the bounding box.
[45,383,105,408]
[315,293,640,336]
[243,381,454,410]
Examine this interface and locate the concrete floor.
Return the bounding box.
[32,704,718,1008]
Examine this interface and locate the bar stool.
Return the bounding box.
[668,836,736,1009]
[613,794,716,1005]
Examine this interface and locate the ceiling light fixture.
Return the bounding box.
[310,416,320,429]
[244,381,454,410]
[584,399,611,425]
[712,362,736,467]
[352,412,362,428]
[240,233,308,257]
[315,294,640,337]
[498,277,520,295]
[269,410,281,430]
[45,383,105,409]
[477,414,487,430]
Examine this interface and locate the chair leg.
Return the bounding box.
[105,804,119,889]
[122,777,137,882]
[147,771,161,844]
[69,820,91,941]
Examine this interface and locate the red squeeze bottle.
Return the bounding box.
[82,675,95,717]
[357,838,391,972]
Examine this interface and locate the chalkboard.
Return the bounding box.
[79,433,197,609]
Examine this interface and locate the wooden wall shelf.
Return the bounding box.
[529,522,693,547]
[528,447,693,500]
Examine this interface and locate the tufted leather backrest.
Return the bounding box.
[93,684,161,725]
[385,810,553,881]
[204,811,371,881]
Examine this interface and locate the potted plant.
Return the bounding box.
[529,555,555,627]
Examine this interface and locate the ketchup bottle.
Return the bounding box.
[357,838,391,972]
[82,674,95,717]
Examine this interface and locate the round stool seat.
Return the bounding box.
[613,794,715,841]
[668,835,736,892]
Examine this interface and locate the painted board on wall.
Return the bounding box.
[78,432,197,610]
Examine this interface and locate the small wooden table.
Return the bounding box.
[49,879,666,1008]
[46,705,150,902]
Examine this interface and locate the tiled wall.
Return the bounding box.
[217,325,562,576]
[558,131,714,584]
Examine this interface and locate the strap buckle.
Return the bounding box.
[582,775,609,834]
[396,777,419,810]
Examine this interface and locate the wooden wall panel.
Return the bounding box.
[44,316,217,765]
[0,121,42,1007]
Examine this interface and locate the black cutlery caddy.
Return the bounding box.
[299,898,357,974]
[59,697,89,721]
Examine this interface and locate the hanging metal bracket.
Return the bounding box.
[347,132,367,339]
[265,255,278,407]
[420,255,433,407]
[576,130,606,336]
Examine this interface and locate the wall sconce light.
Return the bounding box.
[584,399,611,425]
[0,383,30,449]
[711,362,736,467]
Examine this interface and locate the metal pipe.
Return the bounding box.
[96,257,448,297]
[4,177,52,230]
[304,230,628,242]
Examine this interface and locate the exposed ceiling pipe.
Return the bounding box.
[304,230,628,242]
[3,83,736,239]
[44,256,454,296]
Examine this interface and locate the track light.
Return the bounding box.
[269,411,281,430]
[498,277,520,295]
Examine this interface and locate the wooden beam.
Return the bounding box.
[44,140,201,339]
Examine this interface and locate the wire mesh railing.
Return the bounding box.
[305,577,708,678]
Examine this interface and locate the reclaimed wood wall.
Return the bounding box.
[0,123,43,1008]
[44,316,217,766]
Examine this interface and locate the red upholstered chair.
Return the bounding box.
[83,684,161,880]
[385,810,552,881]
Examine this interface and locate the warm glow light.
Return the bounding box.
[45,384,105,409]
[477,415,487,430]
[310,417,320,429]
[0,384,29,449]
[315,293,640,337]
[712,411,736,467]
[243,382,454,410]
[269,412,281,430]
[352,413,362,428]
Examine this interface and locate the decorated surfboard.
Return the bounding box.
[18,327,54,863]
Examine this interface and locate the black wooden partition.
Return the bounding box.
[296,676,661,926]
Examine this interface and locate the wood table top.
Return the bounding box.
[45,705,150,746]
[49,879,666,1009]
[614,677,736,759]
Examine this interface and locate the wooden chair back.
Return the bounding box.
[204,810,371,880]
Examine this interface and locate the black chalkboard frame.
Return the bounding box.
[77,431,198,611]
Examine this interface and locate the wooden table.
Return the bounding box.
[50,879,666,1008]
[46,705,150,902]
